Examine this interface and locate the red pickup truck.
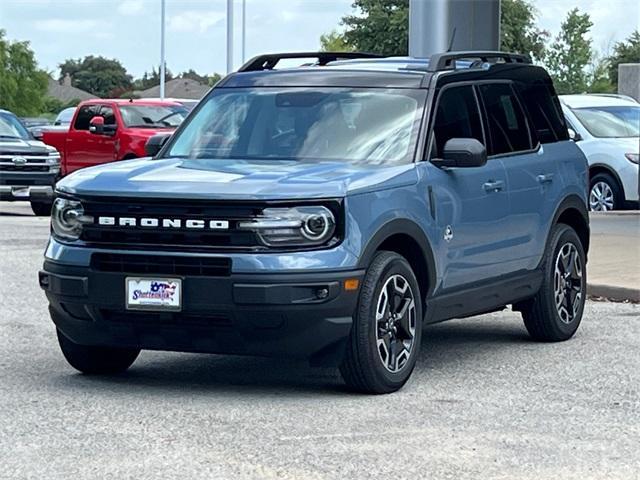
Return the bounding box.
[42,99,188,175]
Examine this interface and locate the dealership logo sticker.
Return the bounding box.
[126,277,182,310]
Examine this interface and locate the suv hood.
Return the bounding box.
[56,157,418,200]
[0,137,55,154]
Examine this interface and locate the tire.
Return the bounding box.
[57,329,140,374]
[340,251,423,394]
[30,200,53,216]
[589,172,623,211]
[520,224,586,342]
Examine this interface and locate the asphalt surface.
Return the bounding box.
[1,202,639,479]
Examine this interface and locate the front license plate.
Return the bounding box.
[126,277,182,311]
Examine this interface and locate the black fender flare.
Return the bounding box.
[545,194,590,257]
[357,218,437,299]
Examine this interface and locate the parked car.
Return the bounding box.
[560,94,639,211]
[0,109,60,215]
[40,51,590,394]
[41,99,188,176]
[54,107,77,126]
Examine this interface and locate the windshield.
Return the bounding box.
[119,105,188,128]
[0,112,31,140]
[165,88,426,165]
[573,106,640,138]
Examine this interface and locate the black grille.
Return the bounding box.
[100,309,232,327]
[0,165,49,172]
[91,253,231,276]
[81,198,264,251]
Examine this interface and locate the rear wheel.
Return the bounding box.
[30,200,53,216]
[589,172,623,211]
[340,251,422,394]
[519,224,586,342]
[57,329,140,374]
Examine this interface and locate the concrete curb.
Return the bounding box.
[587,283,640,303]
[589,211,639,217]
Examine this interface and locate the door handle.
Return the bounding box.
[483,180,504,192]
[537,173,554,184]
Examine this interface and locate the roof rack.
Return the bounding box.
[237,52,384,72]
[427,51,532,72]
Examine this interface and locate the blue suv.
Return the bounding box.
[40,51,590,393]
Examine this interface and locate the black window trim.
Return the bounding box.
[423,80,489,164]
[474,80,541,160]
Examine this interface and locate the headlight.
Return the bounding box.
[625,153,639,165]
[238,206,336,247]
[46,148,61,165]
[51,198,93,241]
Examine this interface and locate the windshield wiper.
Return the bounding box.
[0,135,23,139]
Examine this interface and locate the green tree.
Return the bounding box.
[342,0,409,56]
[133,65,174,90]
[59,55,132,97]
[320,30,354,52]
[500,0,548,61]
[546,8,594,94]
[0,30,48,115]
[608,31,640,87]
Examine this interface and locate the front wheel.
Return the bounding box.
[340,251,422,394]
[519,224,586,342]
[57,329,140,374]
[30,200,53,216]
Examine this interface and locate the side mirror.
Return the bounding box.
[567,128,582,142]
[145,133,172,157]
[433,138,487,168]
[89,116,105,134]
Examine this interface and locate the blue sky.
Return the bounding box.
[1,0,638,79]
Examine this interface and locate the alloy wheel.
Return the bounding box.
[375,274,417,373]
[553,243,583,324]
[589,181,614,211]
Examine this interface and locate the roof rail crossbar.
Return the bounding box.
[427,51,532,72]
[237,52,384,72]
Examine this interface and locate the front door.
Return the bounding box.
[65,104,117,173]
[426,84,512,290]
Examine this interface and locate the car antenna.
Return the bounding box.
[447,28,457,52]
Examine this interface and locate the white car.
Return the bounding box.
[561,94,639,211]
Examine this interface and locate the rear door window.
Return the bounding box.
[431,85,485,158]
[479,83,532,156]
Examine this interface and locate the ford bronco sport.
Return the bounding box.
[40,51,590,394]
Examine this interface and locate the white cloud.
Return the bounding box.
[168,10,225,34]
[117,0,144,16]
[33,19,100,33]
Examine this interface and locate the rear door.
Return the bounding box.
[478,82,562,272]
[426,84,511,290]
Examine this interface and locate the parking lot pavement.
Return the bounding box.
[1,203,639,479]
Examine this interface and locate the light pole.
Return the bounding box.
[226,0,234,74]
[160,0,166,99]
[241,0,246,63]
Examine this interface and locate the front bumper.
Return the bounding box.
[0,171,57,201]
[40,260,364,366]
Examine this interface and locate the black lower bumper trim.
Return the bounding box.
[40,261,364,365]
